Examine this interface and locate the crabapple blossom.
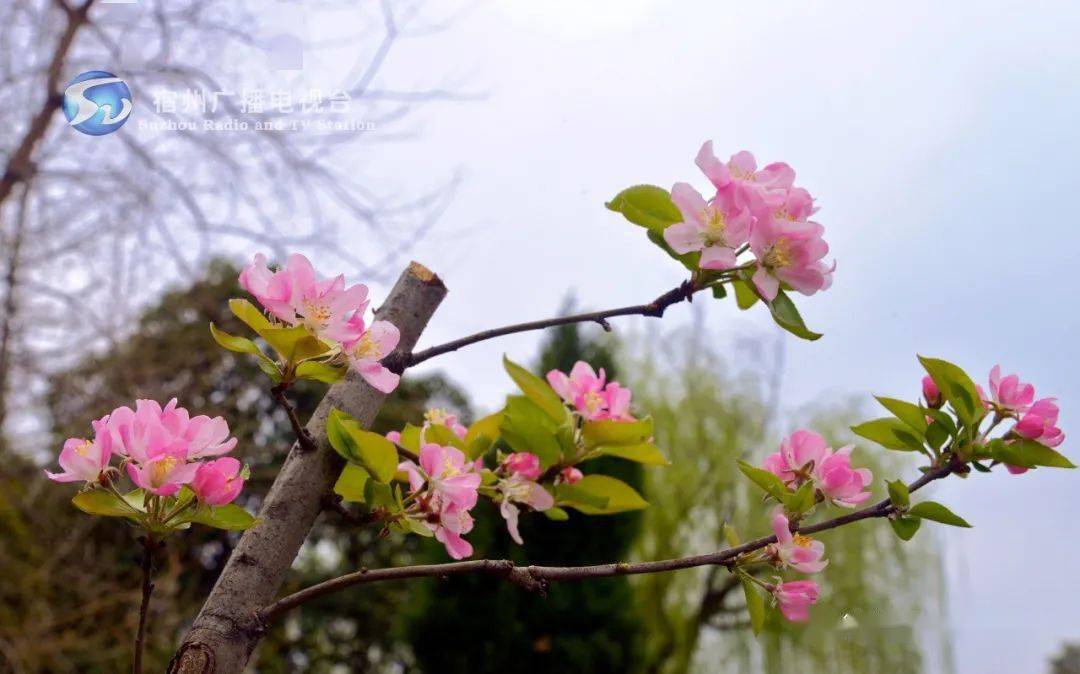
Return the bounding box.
[430,503,475,560]
[546,361,635,421]
[423,408,467,439]
[239,253,368,344]
[748,213,834,302]
[45,419,113,484]
[502,452,542,480]
[762,429,830,486]
[695,143,794,213]
[557,466,584,485]
[399,443,481,511]
[342,318,401,394]
[662,182,751,270]
[772,580,821,622]
[126,451,200,497]
[769,512,827,573]
[191,457,245,506]
[1015,398,1064,447]
[922,376,942,408]
[497,473,555,545]
[816,447,873,507]
[985,365,1035,415]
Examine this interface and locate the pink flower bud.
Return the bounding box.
[922,376,942,408]
[773,580,820,622]
[559,466,584,485]
[503,452,542,480]
[191,457,245,506]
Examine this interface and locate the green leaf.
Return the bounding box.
[499,395,564,467]
[557,475,647,515]
[918,356,986,428]
[908,501,972,527]
[782,480,816,516]
[723,523,741,547]
[736,460,789,501]
[605,184,682,233]
[886,479,910,507]
[295,360,345,384]
[875,396,929,433]
[503,356,568,423]
[767,289,822,341]
[262,325,332,364]
[423,423,467,451]
[334,464,370,503]
[543,506,570,521]
[229,298,273,334]
[890,516,922,541]
[710,284,728,300]
[464,412,502,452]
[732,279,760,310]
[591,443,669,465]
[990,437,1075,469]
[741,577,765,635]
[397,424,423,454]
[71,489,143,520]
[851,418,925,452]
[209,323,266,358]
[926,421,950,451]
[190,504,258,531]
[582,417,654,449]
[363,479,396,508]
[327,409,399,482]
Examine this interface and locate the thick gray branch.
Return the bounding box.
[167,262,446,674]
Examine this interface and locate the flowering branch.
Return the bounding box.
[270,382,317,452]
[257,460,957,624]
[399,279,701,369]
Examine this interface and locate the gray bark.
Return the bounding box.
[168,262,446,673]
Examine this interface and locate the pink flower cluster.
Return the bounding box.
[496,452,555,544]
[663,142,834,301]
[399,444,482,559]
[763,429,873,507]
[547,361,634,421]
[239,253,401,393]
[979,365,1065,475]
[46,399,245,506]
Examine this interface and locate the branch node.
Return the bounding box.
[596,317,613,332]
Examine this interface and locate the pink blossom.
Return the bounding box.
[749,211,834,302]
[772,580,820,622]
[45,419,113,484]
[191,457,245,506]
[126,450,200,497]
[546,361,635,421]
[498,474,555,545]
[503,452,542,480]
[816,447,873,507]
[411,443,481,510]
[430,503,475,560]
[1014,398,1064,448]
[762,429,831,486]
[662,182,752,270]
[986,365,1035,415]
[423,408,467,439]
[558,466,584,485]
[386,430,402,444]
[770,513,828,574]
[342,318,401,394]
[922,376,942,408]
[239,253,369,343]
[695,143,795,213]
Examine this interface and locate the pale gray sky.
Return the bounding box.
[235,2,1080,671]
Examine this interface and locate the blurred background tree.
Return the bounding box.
[1051,642,1080,674]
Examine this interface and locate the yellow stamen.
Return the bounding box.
[425,408,451,426]
[351,333,382,360]
[762,237,792,270]
[74,439,93,456]
[701,206,728,246]
[150,456,178,485]
[793,533,814,548]
[583,391,605,414]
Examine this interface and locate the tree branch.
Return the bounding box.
[399,279,700,369]
[270,383,316,452]
[132,536,158,674]
[258,461,958,624]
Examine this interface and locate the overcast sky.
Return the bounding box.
[261,2,1080,671]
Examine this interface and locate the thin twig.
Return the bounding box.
[132,536,157,674]
[258,461,957,624]
[271,383,316,452]
[399,280,699,369]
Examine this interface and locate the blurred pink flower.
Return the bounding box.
[45,419,113,484]
[762,429,831,486]
[503,452,542,480]
[985,365,1035,415]
[773,580,820,622]
[663,182,752,270]
[1015,398,1064,447]
[816,447,873,507]
[423,408,467,439]
[191,457,245,506]
[547,361,635,421]
[498,474,555,545]
[558,466,584,485]
[430,503,475,560]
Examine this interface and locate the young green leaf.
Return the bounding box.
[767,290,823,341]
[190,504,259,531]
[605,184,682,233]
[782,480,816,517]
[918,356,986,428]
[464,412,502,449]
[990,437,1076,469]
[326,408,399,482]
[581,417,654,449]
[543,506,570,521]
[851,418,924,452]
[557,475,647,515]
[889,516,921,541]
[228,298,273,334]
[499,395,565,467]
[262,325,331,364]
[503,356,568,423]
[71,489,143,520]
[334,463,370,503]
[875,396,929,433]
[590,443,669,465]
[294,360,345,384]
[908,501,972,527]
[209,323,266,358]
[886,479,910,507]
[732,279,760,310]
[736,460,789,501]
[741,577,766,635]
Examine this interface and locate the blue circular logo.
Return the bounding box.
[62,70,133,136]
